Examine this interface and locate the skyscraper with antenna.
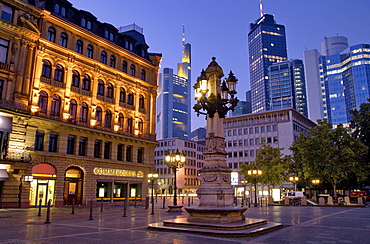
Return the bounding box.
[156,26,191,140]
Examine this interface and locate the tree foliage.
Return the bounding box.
[239,143,291,186]
[290,119,368,195]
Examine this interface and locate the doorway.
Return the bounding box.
[63,167,84,205]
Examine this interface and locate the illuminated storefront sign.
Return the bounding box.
[93,167,144,178]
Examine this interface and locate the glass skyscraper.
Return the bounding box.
[248,14,287,113]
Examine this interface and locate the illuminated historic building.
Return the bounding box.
[0,0,161,207]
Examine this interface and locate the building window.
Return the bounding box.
[60,7,66,16]
[118,113,124,130]
[137,147,144,163]
[104,142,111,159]
[138,95,144,109]
[104,30,109,39]
[117,144,124,161]
[126,116,133,133]
[95,106,102,126]
[140,69,145,80]
[78,137,87,156]
[41,60,52,78]
[66,135,75,154]
[255,127,259,133]
[130,64,135,76]
[244,128,248,134]
[47,27,56,42]
[76,40,83,54]
[119,88,126,103]
[69,99,77,123]
[261,126,265,133]
[97,80,104,95]
[38,91,48,114]
[109,33,114,41]
[104,110,112,128]
[55,4,60,13]
[54,65,64,82]
[249,128,253,134]
[50,94,61,116]
[273,125,278,131]
[267,125,271,132]
[80,102,88,122]
[82,74,90,91]
[81,17,86,27]
[127,91,134,105]
[109,55,115,68]
[126,145,132,162]
[122,61,127,73]
[1,4,13,22]
[48,133,58,152]
[138,119,143,134]
[60,33,68,47]
[0,38,9,63]
[86,45,93,59]
[87,21,91,30]
[100,51,107,64]
[106,83,113,98]
[34,131,44,151]
[72,70,80,87]
[94,140,101,158]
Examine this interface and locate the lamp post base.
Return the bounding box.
[167,205,183,212]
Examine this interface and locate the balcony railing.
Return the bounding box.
[0,62,11,71]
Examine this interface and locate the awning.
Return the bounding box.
[0,169,9,181]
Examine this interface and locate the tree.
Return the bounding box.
[290,119,367,198]
[239,143,291,186]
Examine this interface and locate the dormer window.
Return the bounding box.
[54,4,60,13]
[61,7,66,17]
[87,21,92,30]
[81,18,86,27]
[104,30,109,39]
[110,33,114,41]
[125,41,133,51]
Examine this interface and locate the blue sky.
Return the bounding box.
[71,0,370,130]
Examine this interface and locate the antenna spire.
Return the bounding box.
[259,0,263,17]
[182,24,185,56]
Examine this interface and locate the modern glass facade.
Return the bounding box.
[268,59,308,117]
[248,14,287,113]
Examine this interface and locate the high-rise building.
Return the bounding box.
[304,36,370,126]
[0,0,161,207]
[268,59,308,117]
[248,14,288,113]
[156,39,191,140]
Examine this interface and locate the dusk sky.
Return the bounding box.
[71,0,370,130]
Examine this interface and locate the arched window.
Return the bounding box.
[60,33,68,47]
[104,30,109,39]
[122,61,127,73]
[81,17,86,27]
[138,118,144,134]
[126,116,133,133]
[127,91,134,105]
[100,51,107,64]
[118,113,124,130]
[38,91,48,114]
[109,55,115,68]
[82,74,90,91]
[54,65,64,82]
[140,69,146,81]
[130,64,135,76]
[72,70,80,87]
[76,40,83,54]
[97,80,104,96]
[95,106,102,125]
[106,83,113,98]
[110,33,114,41]
[47,27,56,42]
[119,88,126,103]
[61,7,66,16]
[139,95,144,109]
[87,21,92,30]
[80,102,88,123]
[54,4,60,13]
[50,94,61,116]
[41,60,52,78]
[87,45,93,59]
[69,99,77,122]
[104,110,112,128]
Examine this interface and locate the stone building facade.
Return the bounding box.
[0,0,161,207]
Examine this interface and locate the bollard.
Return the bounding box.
[100,198,104,212]
[241,197,244,207]
[37,199,42,216]
[188,197,190,207]
[155,194,157,203]
[88,199,94,220]
[44,199,52,224]
[71,197,75,214]
[122,197,127,217]
[182,196,184,204]
[134,197,137,208]
[145,196,149,209]
[191,196,193,204]
[162,195,166,209]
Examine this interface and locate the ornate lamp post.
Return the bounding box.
[164,149,186,206]
[241,180,248,199]
[312,179,320,200]
[289,176,299,191]
[248,169,262,207]
[148,173,158,215]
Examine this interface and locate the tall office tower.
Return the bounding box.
[248,14,288,113]
[156,38,191,140]
[304,36,370,126]
[268,59,308,117]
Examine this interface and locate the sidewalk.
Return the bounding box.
[0,198,369,243]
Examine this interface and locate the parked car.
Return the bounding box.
[282,191,305,199]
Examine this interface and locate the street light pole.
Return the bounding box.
[148,173,158,215]
[289,176,299,192]
[248,169,262,207]
[164,149,186,206]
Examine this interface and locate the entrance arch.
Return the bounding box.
[63,167,84,205]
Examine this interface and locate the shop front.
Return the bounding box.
[29,164,56,206]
